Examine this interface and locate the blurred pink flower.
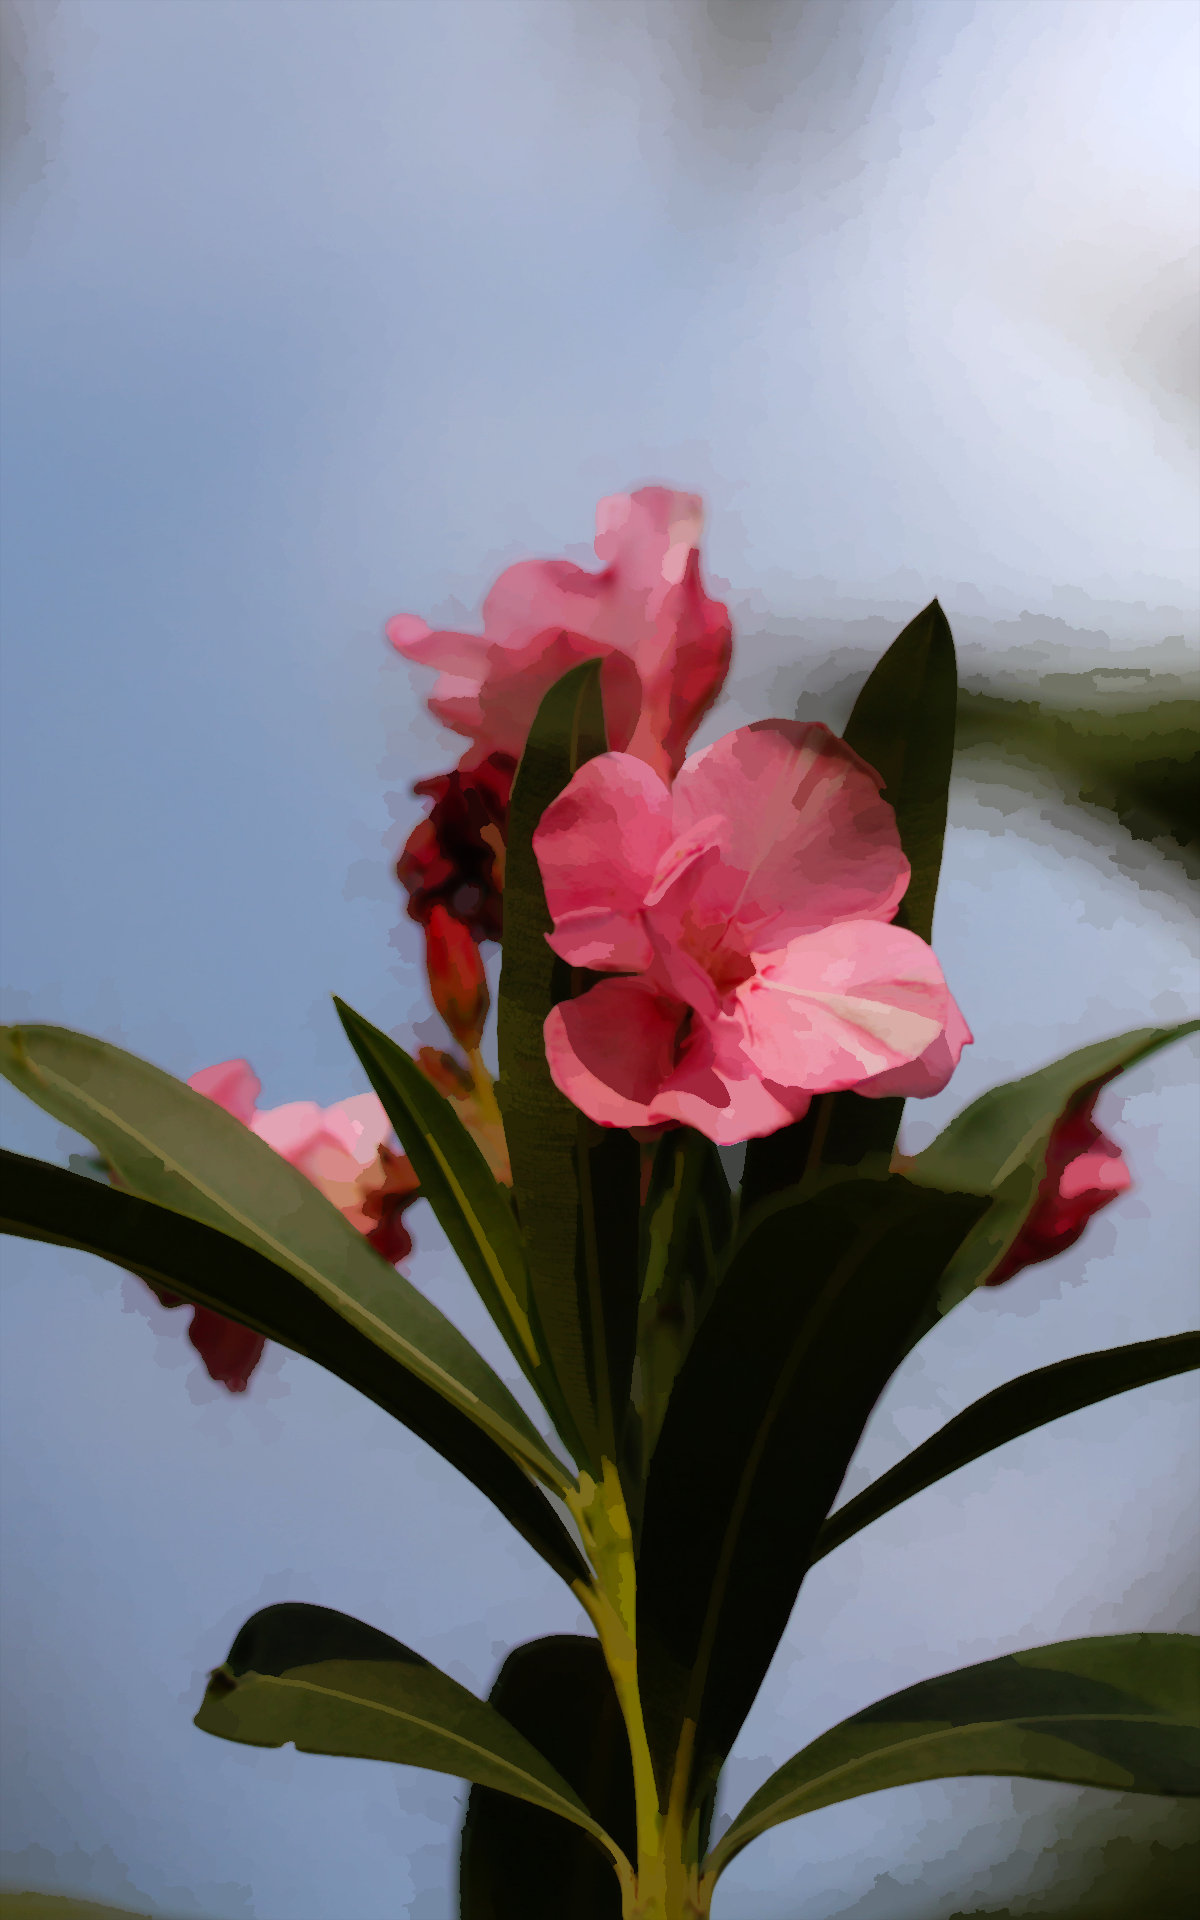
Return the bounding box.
[534,721,971,1145]
[985,1089,1132,1286]
[154,1064,420,1391]
[387,488,732,782]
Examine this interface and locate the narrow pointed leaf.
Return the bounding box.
[331,999,544,1379]
[496,661,641,1473]
[636,1175,985,1806]
[459,1636,635,1919]
[909,1021,1200,1318]
[0,1024,569,1492]
[812,1331,1200,1564]
[742,601,958,1213]
[0,1149,589,1586]
[706,1634,1200,1879]
[635,1129,734,1481]
[196,1604,626,1868]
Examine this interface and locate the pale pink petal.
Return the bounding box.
[188,1059,262,1125]
[1059,1138,1131,1202]
[853,995,973,1098]
[535,753,675,970]
[738,921,958,1093]
[328,1092,396,1165]
[543,977,688,1128]
[250,1101,360,1166]
[667,721,909,948]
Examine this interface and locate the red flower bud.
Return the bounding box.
[186,1308,267,1393]
[986,1088,1131,1286]
[425,904,490,1052]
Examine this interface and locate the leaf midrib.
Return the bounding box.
[21,1047,566,1489]
[241,1668,620,1856]
[712,1705,1183,1865]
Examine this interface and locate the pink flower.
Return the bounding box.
[985,1089,1132,1286]
[157,1063,421,1390]
[533,721,971,1145]
[387,488,732,782]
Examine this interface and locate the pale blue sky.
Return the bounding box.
[1,3,1197,1916]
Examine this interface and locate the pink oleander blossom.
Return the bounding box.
[387,488,732,783]
[154,1063,420,1391]
[985,1088,1132,1286]
[533,721,971,1145]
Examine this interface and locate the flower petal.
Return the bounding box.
[740,920,961,1093]
[852,993,973,1098]
[187,1058,262,1125]
[668,721,909,948]
[535,753,675,970]
[543,977,687,1128]
[650,1010,811,1144]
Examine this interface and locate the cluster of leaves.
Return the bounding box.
[1,608,1197,1919]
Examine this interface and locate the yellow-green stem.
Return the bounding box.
[568,1465,712,1920]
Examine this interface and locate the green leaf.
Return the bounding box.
[843,598,958,946]
[634,1129,733,1482]
[459,1636,635,1919]
[195,1603,628,1872]
[742,601,958,1214]
[0,1024,570,1495]
[812,1331,1200,1565]
[909,1022,1200,1317]
[0,1149,589,1587]
[496,661,641,1475]
[331,1000,541,1373]
[705,1633,1200,1880]
[635,1175,985,1808]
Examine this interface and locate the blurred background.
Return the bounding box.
[1,2,1196,1916]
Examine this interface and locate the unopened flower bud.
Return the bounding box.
[425,904,490,1052]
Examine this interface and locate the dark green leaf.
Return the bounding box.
[634,1129,734,1482]
[636,1175,985,1809]
[196,1604,626,1869]
[705,1634,1200,1880]
[0,1149,588,1587]
[909,1022,1200,1318]
[331,1000,551,1389]
[742,601,958,1214]
[459,1636,635,1919]
[495,662,641,1475]
[842,598,958,945]
[0,1026,570,1494]
[812,1331,1200,1564]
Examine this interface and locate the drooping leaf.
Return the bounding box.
[812,1331,1200,1565]
[0,1025,570,1494]
[495,661,641,1475]
[0,1149,588,1586]
[908,1021,1200,1318]
[459,1636,635,1919]
[742,601,958,1213]
[195,1604,627,1872]
[636,1174,985,1809]
[704,1633,1200,1880]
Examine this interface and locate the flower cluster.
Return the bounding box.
[178,486,1137,1395]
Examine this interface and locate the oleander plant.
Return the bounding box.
[2,492,1197,1920]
